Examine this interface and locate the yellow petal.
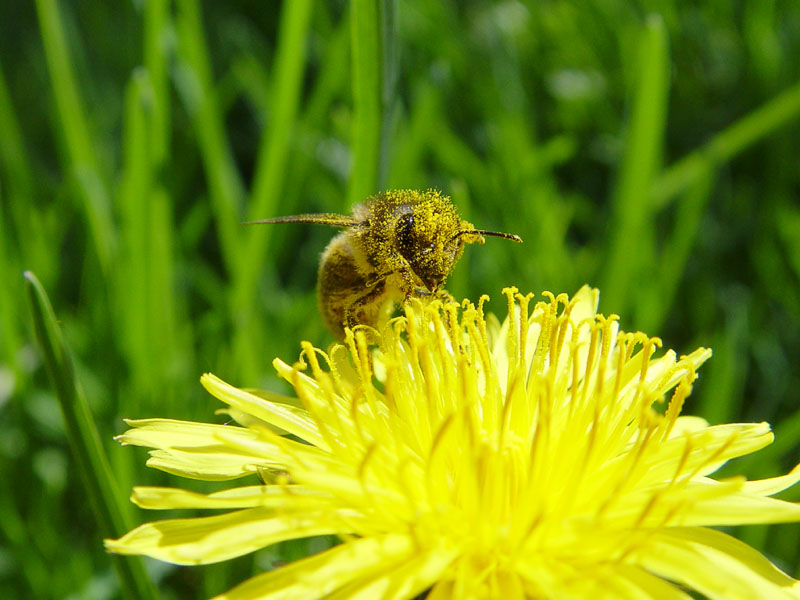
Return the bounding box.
[682,490,800,526]
[329,547,457,600]
[547,563,693,599]
[593,565,693,600]
[130,485,331,510]
[633,422,773,486]
[635,527,800,600]
[668,416,709,437]
[144,448,262,480]
[742,462,800,496]
[118,418,263,450]
[119,417,332,480]
[201,373,328,450]
[214,534,426,600]
[105,507,360,565]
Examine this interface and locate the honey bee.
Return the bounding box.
[246,189,522,338]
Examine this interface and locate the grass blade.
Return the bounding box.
[348,0,394,206]
[174,0,245,274]
[378,0,397,189]
[653,80,800,208]
[0,57,33,197]
[143,0,171,167]
[34,0,115,274]
[601,15,670,315]
[116,72,152,405]
[230,0,314,380]
[24,271,160,600]
[0,199,20,371]
[244,0,314,227]
[639,169,714,332]
[0,57,54,286]
[115,70,188,411]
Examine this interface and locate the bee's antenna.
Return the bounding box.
[453,229,523,243]
[240,214,360,227]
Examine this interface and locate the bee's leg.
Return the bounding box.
[343,279,387,331]
[393,268,430,301]
[319,235,395,338]
[434,288,455,303]
[408,287,433,300]
[395,269,454,304]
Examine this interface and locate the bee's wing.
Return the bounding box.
[242,213,361,227]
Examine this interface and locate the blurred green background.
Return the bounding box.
[2,1,800,598]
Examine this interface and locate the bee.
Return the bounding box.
[246,189,522,338]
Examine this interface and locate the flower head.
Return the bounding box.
[107,286,800,599]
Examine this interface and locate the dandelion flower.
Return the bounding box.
[106,286,800,599]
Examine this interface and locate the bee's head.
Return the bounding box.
[394,209,467,292]
[393,192,522,292]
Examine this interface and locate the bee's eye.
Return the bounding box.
[396,213,416,254]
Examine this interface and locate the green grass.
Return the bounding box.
[1,1,800,598]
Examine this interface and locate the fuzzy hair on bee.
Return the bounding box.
[245,189,522,338]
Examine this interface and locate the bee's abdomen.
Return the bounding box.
[317,234,387,338]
